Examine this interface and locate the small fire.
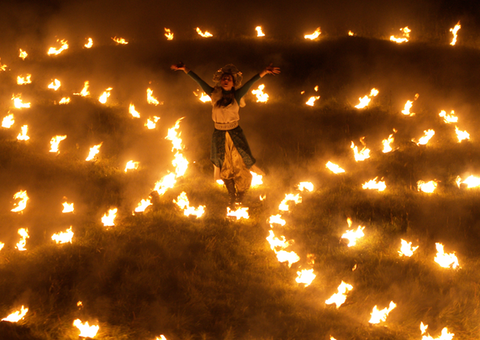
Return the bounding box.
[456,175,480,188]
[439,110,458,124]
[145,116,160,129]
[12,190,29,212]
[326,161,345,174]
[0,59,7,71]
[252,84,269,103]
[251,171,263,187]
[227,206,249,220]
[196,27,213,38]
[134,198,152,213]
[112,36,128,44]
[124,160,139,172]
[15,228,29,251]
[86,142,103,161]
[390,26,411,43]
[59,97,71,104]
[420,323,454,340]
[348,30,355,36]
[51,226,74,244]
[325,281,353,308]
[73,319,99,338]
[413,129,435,146]
[450,21,461,46]
[147,88,161,105]
[306,96,320,106]
[382,131,396,153]
[17,125,30,141]
[74,81,90,97]
[351,138,370,161]
[402,94,419,116]
[166,118,185,152]
[417,180,438,193]
[99,87,112,104]
[49,135,67,153]
[266,230,299,267]
[164,28,174,40]
[268,214,286,227]
[295,268,316,287]
[341,225,365,247]
[102,208,118,227]
[62,202,74,213]
[304,27,321,40]
[48,79,61,91]
[193,90,211,102]
[278,193,302,211]
[173,191,205,218]
[2,305,28,322]
[362,177,386,191]
[19,49,28,60]
[12,94,31,109]
[47,39,69,55]
[398,239,419,257]
[0,242,4,251]
[298,182,314,192]
[84,37,93,48]
[455,126,469,142]
[434,243,460,269]
[154,173,177,196]
[255,26,265,37]
[354,88,379,109]
[17,74,32,85]
[2,114,15,128]
[369,301,397,324]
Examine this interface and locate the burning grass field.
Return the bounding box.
[3,31,480,340]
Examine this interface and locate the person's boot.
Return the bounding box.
[236,190,247,205]
[223,179,236,206]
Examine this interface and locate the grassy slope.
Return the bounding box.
[1,35,480,339]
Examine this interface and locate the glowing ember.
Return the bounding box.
[145,116,160,129]
[354,88,379,109]
[84,37,93,48]
[173,192,205,218]
[255,26,265,37]
[12,94,31,109]
[47,39,69,55]
[86,142,102,161]
[326,161,345,174]
[124,160,139,172]
[434,243,460,269]
[325,281,353,308]
[17,74,32,85]
[2,306,28,322]
[227,206,249,220]
[12,190,29,212]
[134,198,152,213]
[295,268,316,287]
[278,193,302,211]
[417,180,438,193]
[251,84,269,103]
[48,79,61,91]
[74,81,90,97]
[351,139,370,161]
[196,27,213,38]
[2,114,15,128]
[304,27,321,40]
[369,301,396,324]
[112,36,128,44]
[62,202,74,213]
[99,87,112,104]
[102,208,118,227]
[49,135,67,153]
[250,171,263,187]
[51,226,74,244]
[59,97,71,104]
[413,129,435,146]
[390,26,411,43]
[298,182,314,192]
[154,173,177,196]
[306,96,320,106]
[450,21,461,46]
[73,319,99,338]
[19,49,28,60]
[269,214,286,226]
[402,94,418,116]
[362,177,386,191]
[341,225,365,247]
[398,239,419,257]
[348,31,355,36]
[164,28,174,40]
[147,88,161,105]
[455,126,469,142]
[439,110,458,124]
[456,175,480,188]
[15,228,29,251]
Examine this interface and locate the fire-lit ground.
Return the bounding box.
[3,28,480,339]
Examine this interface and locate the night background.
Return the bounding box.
[2,0,480,339]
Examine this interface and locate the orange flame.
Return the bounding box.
[369,301,396,324]
[145,116,160,129]
[268,214,286,227]
[196,27,213,38]
[15,228,29,251]
[362,177,386,191]
[298,182,314,192]
[134,198,152,213]
[434,243,460,269]
[450,21,461,46]
[84,37,93,48]
[102,208,118,227]
[252,84,269,103]
[62,202,74,213]
[413,129,435,146]
[58,97,70,104]
[304,27,321,40]
[295,268,316,287]
[17,125,30,141]
[2,305,28,322]
[227,206,249,220]
[86,142,103,161]
[47,39,69,55]
[124,160,139,172]
[51,226,74,244]
[49,135,67,153]
[48,79,61,91]
[417,180,438,193]
[74,81,90,97]
[2,114,15,128]
[455,126,469,142]
[306,96,320,106]
[19,49,28,60]
[351,138,370,161]
[12,94,31,109]
[326,161,345,174]
[255,26,265,37]
[99,87,112,104]
[164,28,174,40]
[17,74,32,85]
[390,26,411,43]
[341,225,365,247]
[147,88,161,105]
[73,319,99,338]
[112,36,128,44]
[398,239,419,257]
[355,88,378,108]
[456,175,480,188]
[173,192,205,218]
[325,281,353,308]
[278,193,302,211]
[439,110,458,124]
[12,190,29,212]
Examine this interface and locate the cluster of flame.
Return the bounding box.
[402,93,419,116]
[390,26,411,44]
[355,88,378,109]
[251,84,269,103]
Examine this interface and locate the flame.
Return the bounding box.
[51,226,74,244]
[455,126,469,142]
[17,74,32,85]
[173,192,205,218]
[351,138,370,161]
[325,281,353,308]
[251,171,263,187]
[347,218,352,228]
[390,26,411,43]
[0,242,4,251]
[260,194,266,201]
[413,129,435,146]
[62,202,74,213]
[48,79,61,91]
[456,175,480,188]
[266,230,299,267]
[47,39,69,55]
[227,206,249,220]
[99,87,112,104]
[402,94,418,116]
[251,84,269,103]
[86,142,103,161]
[164,28,174,40]
[382,131,396,153]
[0,59,6,70]
[134,198,152,213]
[84,37,93,48]
[255,26,265,37]
[154,173,177,195]
[194,90,212,102]
[306,96,320,106]
[354,88,378,109]
[362,177,386,191]
[295,268,316,287]
[417,180,438,193]
[439,110,458,124]
[2,306,28,322]
[12,94,31,109]
[369,301,396,324]
[398,239,419,257]
[74,81,90,97]
[17,125,30,141]
[12,190,29,212]
[15,228,29,251]
[147,88,161,105]
[326,161,345,174]
[434,243,460,269]
[341,225,365,247]
[145,116,160,129]
[102,208,118,227]
[304,27,321,40]
[421,323,454,340]
[450,21,461,46]
[124,160,139,172]
[49,135,67,153]
[156,336,168,340]
[19,49,28,60]
[2,114,15,128]
[112,36,128,44]
[268,214,286,226]
[73,319,100,338]
[196,27,213,38]
[298,182,314,192]
[59,97,71,104]
[278,193,302,211]
[348,31,355,36]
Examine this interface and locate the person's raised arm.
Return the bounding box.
[171,62,214,96]
[236,63,281,100]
